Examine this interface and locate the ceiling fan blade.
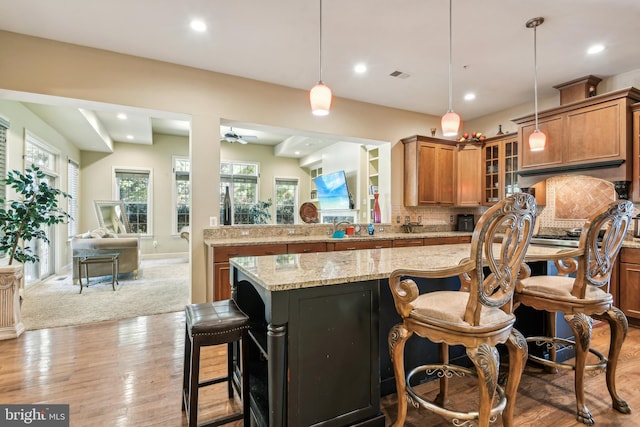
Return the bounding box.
[237,138,249,144]
[240,135,257,140]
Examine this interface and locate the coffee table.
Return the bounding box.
[74,252,120,294]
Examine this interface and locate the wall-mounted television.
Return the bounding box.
[314,170,350,210]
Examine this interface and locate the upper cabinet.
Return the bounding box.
[632,102,640,200]
[482,133,519,205]
[402,135,457,206]
[402,135,483,207]
[514,87,640,188]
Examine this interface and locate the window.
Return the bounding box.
[115,169,151,234]
[0,117,8,202]
[220,161,258,224]
[24,130,60,283]
[275,178,298,224]
[174,157,190,234]
[67,160,79,237]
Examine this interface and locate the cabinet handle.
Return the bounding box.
[346,247,356,250]
[303,249,312,253]
[265,251,275,255]
[228,253,240,257]
[375,245,384,249]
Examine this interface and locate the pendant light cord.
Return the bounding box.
[318,0,323,83]
[533,23,539,131]
[448,0,453,112]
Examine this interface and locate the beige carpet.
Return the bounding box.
[20,257,190,331]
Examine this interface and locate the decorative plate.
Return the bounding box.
[299,202,319,223]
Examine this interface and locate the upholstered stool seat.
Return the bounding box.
[182,300,250,426]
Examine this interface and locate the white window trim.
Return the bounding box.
[112,166,153,236]
[67,159,80,239]
[172,155,190,236]
[274,176,299,225]
[24,129,61,178]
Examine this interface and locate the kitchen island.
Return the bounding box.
[230,243,572,426]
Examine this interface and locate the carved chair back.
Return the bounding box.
[463,193,537,325]
[569,200,633,299]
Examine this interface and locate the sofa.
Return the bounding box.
[71,228,141,284]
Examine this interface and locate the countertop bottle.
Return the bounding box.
[223,186,232,225]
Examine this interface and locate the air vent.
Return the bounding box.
[389,70,410,79]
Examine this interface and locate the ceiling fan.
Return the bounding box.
[220,127,257,144]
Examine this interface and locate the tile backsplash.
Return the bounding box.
[393,175,638,234]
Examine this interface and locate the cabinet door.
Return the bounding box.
[619,262,640,320]
[565,101,622,164]
[456,145,482,206]
[483,142,500,204]
[417,143,438,204]
[436,144,456,205]
[214,262,231,301]
[519,115,564,170]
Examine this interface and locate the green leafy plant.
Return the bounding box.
[0,166,71,265]
[249,199,272,224]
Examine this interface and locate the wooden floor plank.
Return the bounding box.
[0,311,639,426]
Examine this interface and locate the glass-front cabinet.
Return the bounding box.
[483,133,519,205]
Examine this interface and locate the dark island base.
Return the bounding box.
[234,260,574,425]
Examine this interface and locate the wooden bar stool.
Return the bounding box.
[182,300,251,426]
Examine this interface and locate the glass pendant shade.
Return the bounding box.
[528,129,546,152]
[310,81,332,116]
[441,111,461,137]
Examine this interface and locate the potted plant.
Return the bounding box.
[0,165,70,339]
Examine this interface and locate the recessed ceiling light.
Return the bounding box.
[294,151,300,155]
[464,93,476,101]
[354,63,367,74]
[117,113,127,120]
[190,20,207,32]
[587,44,605,55]
[126,135,134,140]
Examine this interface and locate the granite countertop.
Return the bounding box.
[230,243,574,292]
[623,239,640,249]
[205,230,473,247]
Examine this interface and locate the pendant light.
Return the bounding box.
[310,0,332,116]
[441,0,461,137]
[526,17,546,151]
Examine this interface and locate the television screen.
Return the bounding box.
[314,170,350,210]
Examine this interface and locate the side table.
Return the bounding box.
[73,252,120,294]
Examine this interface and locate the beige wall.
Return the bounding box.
[81,133,189,254]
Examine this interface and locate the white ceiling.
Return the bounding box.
[1,0,639,156]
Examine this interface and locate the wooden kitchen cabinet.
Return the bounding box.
[288,242,327,254]
[632,102,640,200]
[514,88,640,188]
[212,244,288,301]
[329,239,393,251]
[456,144,483,206]
[402,135,456,206]
[393,238,424,247]
[482,133,520,205]
[619,247,640,324]
[424,236,471,245]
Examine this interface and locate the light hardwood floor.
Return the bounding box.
[0,312,639,426]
